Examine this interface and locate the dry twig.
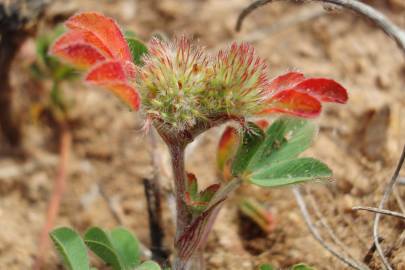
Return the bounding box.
[353,206,405,220]
[293,186,369,270]
[372,145,405,270]
[145,129,169,263]
[306,189,357,258]
[236,0,405,55]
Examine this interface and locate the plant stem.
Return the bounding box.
[168,143,191,240]
[32,125,71,270]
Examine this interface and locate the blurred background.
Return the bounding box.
[0,0,404,269]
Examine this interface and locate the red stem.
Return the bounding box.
[168,143,190,240]
[32,126,71,270]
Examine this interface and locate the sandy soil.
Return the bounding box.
[0,0,404,269]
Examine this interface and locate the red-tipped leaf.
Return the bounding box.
[255,119,269,130]
[267,72,305,93]
[217,127,239,181]
[52,30,113,58]
[85,60,128,82]
[87,81,140,110]
[261,89,322,118]
[294,78,348,103]
[50,43,105,69]
[65,12,132,62]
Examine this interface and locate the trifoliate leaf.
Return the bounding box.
[249,158,331,187]
[84,227,124,270]
[110,227,141,268]
[248,117,317,171]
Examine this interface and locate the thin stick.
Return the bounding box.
[98,182,124,225]
[397,177,405,185]
[32,126,71,270]
[293,186,370,270]
[143,179,169,264]
[236,0,405,54]
[372,145,405,270]
[353,206,405,220]
[210,6,325,53]
[145,129,169,263]
[393,188,405,214]
[363,237,383,265]
[97,180,153,259]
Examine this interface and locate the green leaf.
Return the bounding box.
[259,264,275,270]
[36,35,51,64]
[50,227,90,270]
[84,227,124,270]
[110,227,141,268]
[292,263,316,270]
[135,261,162,270]
[125,30,138,38]
[126,38,148,66]
[248,117,317,171]
[231,122,265,176]
[249,158,332,187]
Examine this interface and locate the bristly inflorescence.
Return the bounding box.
[138,36,210,130]
[208,42,270,116]
[138,37,269,131]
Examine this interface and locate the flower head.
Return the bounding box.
[206,42,270,116]
[138,37,210,129]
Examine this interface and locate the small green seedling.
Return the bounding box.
[50,227,161,270]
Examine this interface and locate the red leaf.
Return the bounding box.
[87,81,140,110]
[217,127,239,181]
[50,43,105,69]
[261,89,322,118]
[52,30,113,58]
[85,60,128,82]
[294,78,348,103]
[267,72,305,93]
[186,173,198,198]
[65,12,132,62]
[199,184,221,202]
[255,119,269,130]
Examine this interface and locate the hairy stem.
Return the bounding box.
[32,125,71,270]
[168,143,191,240]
